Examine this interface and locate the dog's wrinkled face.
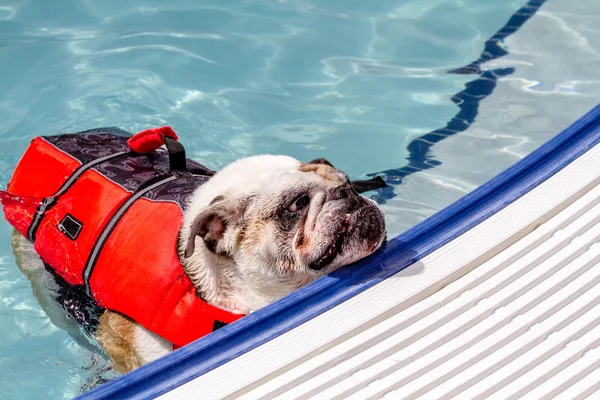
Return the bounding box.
[276,158,385,273]
[181,155,386,310]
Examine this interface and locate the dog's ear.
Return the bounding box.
[185,197,246,258]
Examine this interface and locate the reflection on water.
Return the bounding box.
[1,0,599,397]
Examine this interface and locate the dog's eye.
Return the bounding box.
[289,194,310,213]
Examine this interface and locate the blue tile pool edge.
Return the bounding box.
[77,103,600,400]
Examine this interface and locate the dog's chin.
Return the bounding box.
[306,214,352,272]
[306,205,385,272]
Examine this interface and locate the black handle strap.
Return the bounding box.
[164,136,187,172]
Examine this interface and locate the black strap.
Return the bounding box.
[164,136,187,172]
[350,176,388,194]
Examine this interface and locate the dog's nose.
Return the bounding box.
[326,184,359,202]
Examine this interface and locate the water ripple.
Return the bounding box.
[2,0,600,397]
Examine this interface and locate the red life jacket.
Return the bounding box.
[1,127,244,348]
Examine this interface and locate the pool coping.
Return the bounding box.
[77,104,600,399]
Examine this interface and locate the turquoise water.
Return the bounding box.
[1,0,599,398]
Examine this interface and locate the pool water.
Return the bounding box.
[1,0,600,398]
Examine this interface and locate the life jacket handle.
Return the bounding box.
[128,126,187,172]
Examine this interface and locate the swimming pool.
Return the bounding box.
[1,0,599,398]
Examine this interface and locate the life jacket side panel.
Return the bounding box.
[158,281,245,348]
[34,170,131,285]
[7,137,82,197]
[4,138,81,236]
[90,199,185,329]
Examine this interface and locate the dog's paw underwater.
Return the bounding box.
[1,126,387,371]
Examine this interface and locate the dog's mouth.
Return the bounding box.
[308,213,352,271]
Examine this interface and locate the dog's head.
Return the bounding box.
[180,155,386,312]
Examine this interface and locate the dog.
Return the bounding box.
[11,154,386,373]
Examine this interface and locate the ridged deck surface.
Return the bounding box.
[234,185,600,400]
[252,185,600,400]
